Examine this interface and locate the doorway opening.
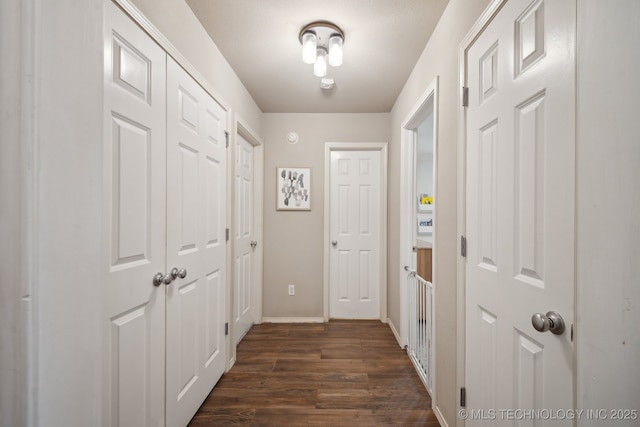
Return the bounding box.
[399,77,438,402]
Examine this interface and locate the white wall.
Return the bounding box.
[576,1,640,423]
[416,116,434,201]
[36,0,105,424]
[261,113,390,318]
[0,0,31,425]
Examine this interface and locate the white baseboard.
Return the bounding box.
[387,318,403,348]
[261,317,325,323]
[226,356,236,373]
[434,404,449,427]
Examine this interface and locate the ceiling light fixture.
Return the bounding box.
[299,21,344,78]
[320,78,335,90]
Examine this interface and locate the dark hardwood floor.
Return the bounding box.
[189,320,440,426]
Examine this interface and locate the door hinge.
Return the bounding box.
[224,131,229,148]
[224,322,229,336]
[460,387,467,407]
[461,235,467,257]
[462,86,469,107]
[226,228,230,242]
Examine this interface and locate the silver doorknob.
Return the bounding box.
[531,311,565,335]
[153,272,164,287]
[170,267,187,279]
[332,240,338,247]
[153,272,174,286]
[250,241,258,248]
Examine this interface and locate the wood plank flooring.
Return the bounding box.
[189,320,440,426]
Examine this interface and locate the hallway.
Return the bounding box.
[189,320,439,426]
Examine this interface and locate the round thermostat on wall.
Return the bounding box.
[287,131,299,144]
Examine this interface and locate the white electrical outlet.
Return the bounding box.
[288,284,295,296]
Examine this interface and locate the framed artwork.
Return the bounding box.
[277,167,311,210]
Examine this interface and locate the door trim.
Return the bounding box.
[399,76,439,348]
[399,76,438,409]
[229,115,264,367]
[323,142,388,322]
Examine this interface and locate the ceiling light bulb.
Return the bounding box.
[329,34,343,67]
[314,48,327,77]
[301,31,317,64]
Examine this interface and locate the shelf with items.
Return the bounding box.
[418,194,434,213]
[417,217,433,235]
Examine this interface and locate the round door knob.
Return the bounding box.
[250,241,258,248]
[531,311,565,335]
[153,272,164,287]
[153,271,177,287]
[170,267,187,280]
[332,240,338,247]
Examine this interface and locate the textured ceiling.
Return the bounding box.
[186,0,449,113]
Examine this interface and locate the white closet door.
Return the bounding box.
[234,134,255,344]
[166,57,227,427]
[103,2,167,426]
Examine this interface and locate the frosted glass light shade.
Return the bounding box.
[301,31,317,64]
[328,34,343,66]
[314,48,327,77]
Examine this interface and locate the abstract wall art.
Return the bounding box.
[276,167,311,210]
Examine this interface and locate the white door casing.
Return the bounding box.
[234,133,254,344]
[465,0,575,422]
[166,57,227,427]
[328,148,383,319]
[103,2,167,425]
[399,78,438,349]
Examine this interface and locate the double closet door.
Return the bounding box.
[103,2,227,426]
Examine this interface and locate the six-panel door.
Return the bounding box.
[104,4,227,426]
[234,134,255,344]
[329,150,382,319]
[465,0,576,423]
[103,2,167,425]
[165,58,227,427]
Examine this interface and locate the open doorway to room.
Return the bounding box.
[415,114,435,264]
[399,77,438,402]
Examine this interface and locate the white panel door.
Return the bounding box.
[166,58,227,427]
[234,134,254,344]
[103,2,167,426]
[466,0,575,423]
[329,150,381,319]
